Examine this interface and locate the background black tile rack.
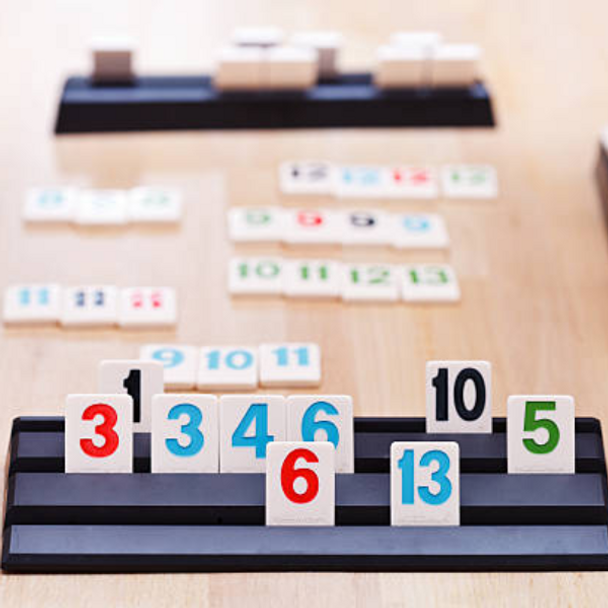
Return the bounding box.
[3,416,607,573]
[54,74,496,134]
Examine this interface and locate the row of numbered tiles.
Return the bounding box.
[229,258,460,302]
[3,285,176,328]
[229,208,449,248]
[64,388,575,477]
[70,359,575,476]
[64,388,577,526]
[140,343,321,390]
[279,162,498,199]
[24,187,182,225]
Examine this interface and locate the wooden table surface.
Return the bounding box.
[2,0,608,605]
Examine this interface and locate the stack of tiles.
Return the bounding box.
[228,208,450,249]
[215,27,341,91]
[23,187,182,226]
[139,342,322,390]
[2,285,177,329]
[279,161,498,200]
[229,259,460,303]
[375,32,481,89]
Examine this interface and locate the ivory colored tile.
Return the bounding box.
[197,346,258,390]
[23,187,78,223]
[259,343,321,387]
[98,359,164,433]
[65,393,133,473]
[228,207,286,243]
[286,394,354,473]
[341,264,400,302]
[334,166,386,198]
[283,259,341,299]
[60,285,118,328]
[118,287,177,329]
[383,166,439,199]
[3,284,61,326]
[232,26,284,48]
[374,45,427,89]
[401,264,460,302]
[215,46,265,91]
[291,30,343,79]
[507,395,575,474]
[151,394,219,473]
[228,257,284,296]
[266,441,335,526]
[266,46,318,90]
[426,361,492,433]
[441,164,498,199]
[75,190,129,226]
[390,31,443,53]
[391,213,449,249]
[91,36,135,82]
[128,187,182,223]
[283,209,342,245]
[219,394,286,473]
[391,441,460,526]
[341,210,392,246]
[139,344,199,390]
[431,43,481,87]
[278,160,336,195]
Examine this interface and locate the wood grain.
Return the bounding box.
[2,0,608,605]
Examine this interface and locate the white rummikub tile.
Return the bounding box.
[219,394,287,473]
[65,393,134,473]
[507,395,575,474]
[290,31,343,79]
[151,394,219,473]
[118,287,177,329]
[197,346,258,390]
[401,264,460,302]
[390,441,460,526]
[139,344,199,390]
[91,37,135,82]
[266,441,335,526]
[374,45,427,89]
[3,284,62,326]
[283,259,341,299]
[334,165,386,198]
[426,361,492,434]
[392,213,450,249]
[340,210,392,246]
[341,264,400,302]
[286,394,354,473]
[431,43,480,87]
[390,32,443,53]
[227,207,286,243]
[60,285,118,328]
[214,46,265,91]
[278,161,336,195]
[259,343,321,387]
[283,209,343,245]
[23,188,78,223]
[75,190,129,225]
[232,26,284,48]
[383,166,439,199]
[128,187,182,223]
[441,164,498,199]
[266,46,318,90]
[228,257,284,296]
[98,359,164,433]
